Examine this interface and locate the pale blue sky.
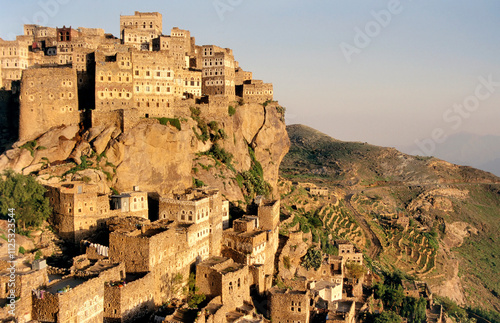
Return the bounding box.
[1,0,499,151]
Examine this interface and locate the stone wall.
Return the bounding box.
[196,257,250,310]
[236,80,273,104]
[19,66,80,141]
[268,288,310,323]
[32,262,124,323]
[109,232,151,273]
[104,272,155,322]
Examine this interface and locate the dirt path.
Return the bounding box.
[344,193,382,259]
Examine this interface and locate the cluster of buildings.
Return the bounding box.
[267,229,366,323]
[0,11,442,323]
[0,11,274,141]
[0,180,281,322]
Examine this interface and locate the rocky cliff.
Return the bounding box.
[0,102,289,202]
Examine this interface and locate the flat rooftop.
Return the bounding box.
[198,256,229,268]
[220,263,245,275]
[45,276,87,294]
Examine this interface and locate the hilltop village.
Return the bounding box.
[0,12,443,323]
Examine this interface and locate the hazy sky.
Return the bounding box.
[1,0,499,151]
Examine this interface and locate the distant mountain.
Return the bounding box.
[281,125,500,186]
[398,132,500,177]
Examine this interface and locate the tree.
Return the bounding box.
[401,297,427,323]
[0,170,51,232]
[301,247,322,270]
[383,284,405,311]
[346,262,367,280]
[373,311,402,323]
[373,281,386,300]
[186,273,206,309]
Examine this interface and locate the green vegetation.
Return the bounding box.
[202,144,233,167]
[371,271,427,322]
[301,247,322,270]
[236,146,272,202]
[283,256,291,269]
[435,297,477,323]
[467,307,500,323]
[156,117,181,130]
[365,311,402,323]
[228,105,236,116]
[193,178,205,188]
[186,273,206,309]
[190,106,227,143]
[0,170,52,232]
[18,246,26,254]
[346,262,367,279]
[20,140,38,157]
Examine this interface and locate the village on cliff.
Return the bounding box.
[0,11,439,323]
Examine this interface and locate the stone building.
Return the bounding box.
[10,11,275,140]
[108,218,213,304]
[300,255,344,284]
[201,45,236,99]
[45,182,148,242]
[326,301,356,323]
[196,257,251,311]
[120,12,163,50]
[311,280,343,304]
[103,272,155,322]
[23,24,57,45]
[94,50,134,112]
[110,187,148,219]
[159,187,227,257]
[395,214,410,230]
[336,240,363,265]
[0,263,49,323]
[222,216,268,266]
[19,66,80,140]
[309,187,329,197]
[0,37,29,90]
[109,220,175,274]
[234,67,252,86]
[32,261,125,323]
[268,287,310,323]
[152,27,195,68]
[46,182,111,242]
[131,50,188,113]
[235,79,273,104]
[222,198,280,281]
[402,280,433,303]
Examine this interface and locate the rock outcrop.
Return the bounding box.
[0,103,290,201]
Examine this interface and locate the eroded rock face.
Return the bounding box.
[0,103,290,201]
[113,121,195,194]
[253,104,290,195]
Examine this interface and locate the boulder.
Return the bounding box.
[92,126,116,155]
